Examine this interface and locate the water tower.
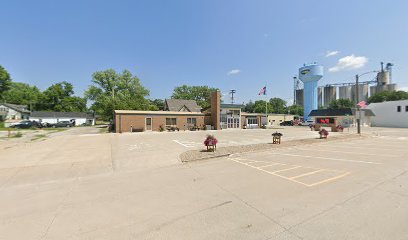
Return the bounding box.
[298,63,324,120]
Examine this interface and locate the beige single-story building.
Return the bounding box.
[114,91,298,132]
[115,92,221,133]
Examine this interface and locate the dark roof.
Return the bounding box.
[309,108,353,117]
[1,103,30,113]
[164,99,201,112]
[352,108,376,117]
[220,104,245,109]
[30,111,94,119]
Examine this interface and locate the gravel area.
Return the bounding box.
[180,133,367,162]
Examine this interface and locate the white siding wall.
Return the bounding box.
[29,117,91,126]
[367,100,408,128]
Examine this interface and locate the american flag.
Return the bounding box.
[258,86,267,95]
[357,101,367,108]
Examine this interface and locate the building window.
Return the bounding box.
[187,118,197,126]
[397,106,401,112]
[247,118,258,125]
[166,118,177,126]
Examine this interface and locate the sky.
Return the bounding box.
[1,0,408,105]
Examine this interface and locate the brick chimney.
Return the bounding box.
[211,91,221,130]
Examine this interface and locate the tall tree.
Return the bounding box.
[85,69,151,120]
[368,90,408,103]
[37,81,86,112]
[328,98,354,109]
[0,65,12,97]
[252,100,273,114]
[150,99,165,110]
[243,100,255,113]
[287,104,304,116]
[269,98,287,114]
[2,82,41,109]
[171,85,218,109]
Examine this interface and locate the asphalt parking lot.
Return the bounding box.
[0,126,407,239]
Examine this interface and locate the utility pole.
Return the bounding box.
[112,87,115,122]
[229,90,236,104]
[355,75,361,134]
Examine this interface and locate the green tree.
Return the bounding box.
[37,81,87,112]
[0,65,12,96]
[269,98,287,114]
[85,69,150,120]
[368,90,408,103]
[243,100,255,113]
[252,100,273,114]
[150,99,165,110]
[171,85,218,109]
[2,82,41,109]
[287,104,303,116]
[328,98,354,109]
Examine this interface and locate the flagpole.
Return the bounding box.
[265,83,268,126]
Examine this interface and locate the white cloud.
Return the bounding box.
[325,50,339,57]
[329,54,368,72]
[227,69,241,75]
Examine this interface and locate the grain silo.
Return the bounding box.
[339,86,352,100]
[318,87,323,107]
[351,84,369,103]
[323,86,337,106]
[295,89,304,106]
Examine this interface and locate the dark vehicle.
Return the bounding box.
[12,120,43,129]
[280,120,294,126]
[54,121,74,128]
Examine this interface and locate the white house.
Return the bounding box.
[30,111,95,126]
[0,103,30,127]
[367,100,408,128]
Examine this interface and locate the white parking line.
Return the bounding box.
[289,169,325,179]
[271,166,301,174]
[229,157,350,187]
[172,140,199,148]
[318,143,407,152]
[293,147,401,158]
[269,152,383,165]
[307,172,351,187]
[258,163,285,168]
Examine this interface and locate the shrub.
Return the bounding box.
[12,132,23,138]
[159,125,164,132]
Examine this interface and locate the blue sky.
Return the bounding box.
[1,0,408,105]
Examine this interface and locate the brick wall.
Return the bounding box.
[115,113,205,133]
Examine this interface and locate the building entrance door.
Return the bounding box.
[227,118,240,128]
[145,118,152,131]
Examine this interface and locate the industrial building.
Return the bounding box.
[294,62,399,117]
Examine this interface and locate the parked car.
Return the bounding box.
[53,121,74,128]
[11,120,43,129]
[280,120,294,126]
[299,120,314,126]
